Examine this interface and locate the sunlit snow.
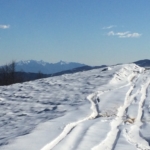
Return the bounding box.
[1,63,150,150]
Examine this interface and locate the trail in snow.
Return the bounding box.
[41,83,133,150]
[41,90,103,150]
[41,70,138,150]
[40,93,100,150]
[124,78,150,150]
[41,118,88,150]
[91,71,146,150]
[91,75,138,150]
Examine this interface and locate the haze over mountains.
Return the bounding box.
[15,59,150,74]
[1,59,150,76]
[0,59,150,85]
[15,60,85,74]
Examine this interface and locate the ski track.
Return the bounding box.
[124,77,150,150]
[40,66,150,150]
[92,71,150,150]
[41,71,139,150]
[91,73,138,150]
[40,85,129,150]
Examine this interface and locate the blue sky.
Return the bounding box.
[0,0,150,66]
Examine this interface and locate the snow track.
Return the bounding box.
[93,71,150,150]
[41,65,148,150]
[41,82,135,150]
[41,83,131,150]
[41,90,102,150]
[124,78,150,150]
[91,73,138,150]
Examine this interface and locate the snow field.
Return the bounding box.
[1,64,150,150]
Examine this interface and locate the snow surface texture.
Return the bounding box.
[1,63,150,150]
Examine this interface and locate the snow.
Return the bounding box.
[1,63,150,150]
[17,60,49,66]
[59,60,69,65]
[15,60,85,74]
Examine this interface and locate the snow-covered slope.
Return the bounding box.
[15,60,85,74]
[1,63,150,150]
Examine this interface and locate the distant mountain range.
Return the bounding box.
[15,60,86,74]
[133,59,150,67]
[2,59,150,75]
[2,59,150,84]
[0,60,107,84]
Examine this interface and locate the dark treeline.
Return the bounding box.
[0,61,45,86]
[0,61,21,85]
[0,61,106,86]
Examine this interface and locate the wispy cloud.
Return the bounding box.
[0,25,10,29]
[107,31,142,38]
[102,25,116,30]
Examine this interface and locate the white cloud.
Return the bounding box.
[107,31,142,38]
[107,31,115,36]
[0,25,10,29]
[102,25,116,30]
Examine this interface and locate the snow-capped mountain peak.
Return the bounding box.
[17,60,31,65]
[15,60,85,74]
[58,60,69,65]
[17,60,48,66]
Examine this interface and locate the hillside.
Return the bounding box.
[1,63,150,150]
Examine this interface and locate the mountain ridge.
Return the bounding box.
[15,60,86,74]
[133,59,150,67]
